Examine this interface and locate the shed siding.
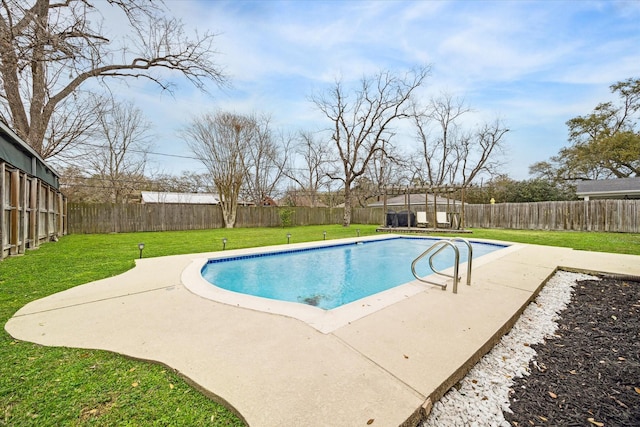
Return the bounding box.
[0,123,66,258]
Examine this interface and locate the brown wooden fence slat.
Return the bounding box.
[464,200,640,233]
[67,201,640,234]
[68,204,386,234]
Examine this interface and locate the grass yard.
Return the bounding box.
[1,225,639,426]
[0,225,376,426]
[436,228,640,256]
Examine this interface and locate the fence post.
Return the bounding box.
[9,169,19,255]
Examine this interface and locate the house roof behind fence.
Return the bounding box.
[141,191,221,204]
[575,177,640,199]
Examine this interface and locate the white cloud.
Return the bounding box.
[81,0,640,179]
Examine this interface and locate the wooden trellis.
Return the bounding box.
[381,185,467,230]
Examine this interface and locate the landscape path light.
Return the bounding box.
[138,243,145,259]
[222,238,227,250]
[287,233,291,244]
[323,231,327,240]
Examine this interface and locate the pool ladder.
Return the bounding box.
[410,238,473,294]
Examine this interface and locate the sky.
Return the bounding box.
[101,0,640,182]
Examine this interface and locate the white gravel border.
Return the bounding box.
[421,270,598,427]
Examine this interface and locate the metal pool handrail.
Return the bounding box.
[411,240,460,293]
[410,238,473,294]
[450,237,473,287]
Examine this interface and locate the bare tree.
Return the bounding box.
[0,0,226,158]
[310,66,430,226]
[453,119,509,186]
[59,165,102,203]
[43,91,106,160]
[413,94,471,186]
[365,138,410,193]
[151,171,214,193]
[413,94,508,188]
[82,98,153,203]
[241,116,287,205]
[345,141,409,208]
[183,112,258,228]
[283,130,333,207]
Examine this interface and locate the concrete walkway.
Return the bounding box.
[6,238,640,426]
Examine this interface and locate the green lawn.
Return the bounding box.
[437,228,640,256]
[1,225,639,426]
[0,225,376,426]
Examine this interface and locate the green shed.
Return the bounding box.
[0,121,66,258]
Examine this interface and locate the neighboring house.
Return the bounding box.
[0,121,66,258]
[575,177,640,200]
[141,191,221,205]
[140,191,254,206]
[261,196,278,207]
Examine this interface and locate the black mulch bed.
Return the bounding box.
[504,277,640,427]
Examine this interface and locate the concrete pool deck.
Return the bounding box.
[5,237,640,426]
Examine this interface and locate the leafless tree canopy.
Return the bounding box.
[85,98,153,203]
[183,112,258,228]
[0,0,227,158]
[241,116,287,206]
[413,93,508,188]
[413,94,470,186]
[59,97,153,203]
[365,138,409,190]
[43,92,106,159]
[283,130,333,207]
[310,65,430,226]
[151,171,214,194]
[455,119,509,186]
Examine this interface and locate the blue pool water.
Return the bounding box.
[201,237,507,310]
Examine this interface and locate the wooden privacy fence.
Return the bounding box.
[68,204,386,234]
[69,200,640,234]
[464,200,640,233]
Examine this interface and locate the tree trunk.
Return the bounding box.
[343,185,352,227]
[222,210,235,228]
[221,203,236,228]
[1,1,227,158]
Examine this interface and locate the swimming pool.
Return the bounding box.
[200,236,507,310]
